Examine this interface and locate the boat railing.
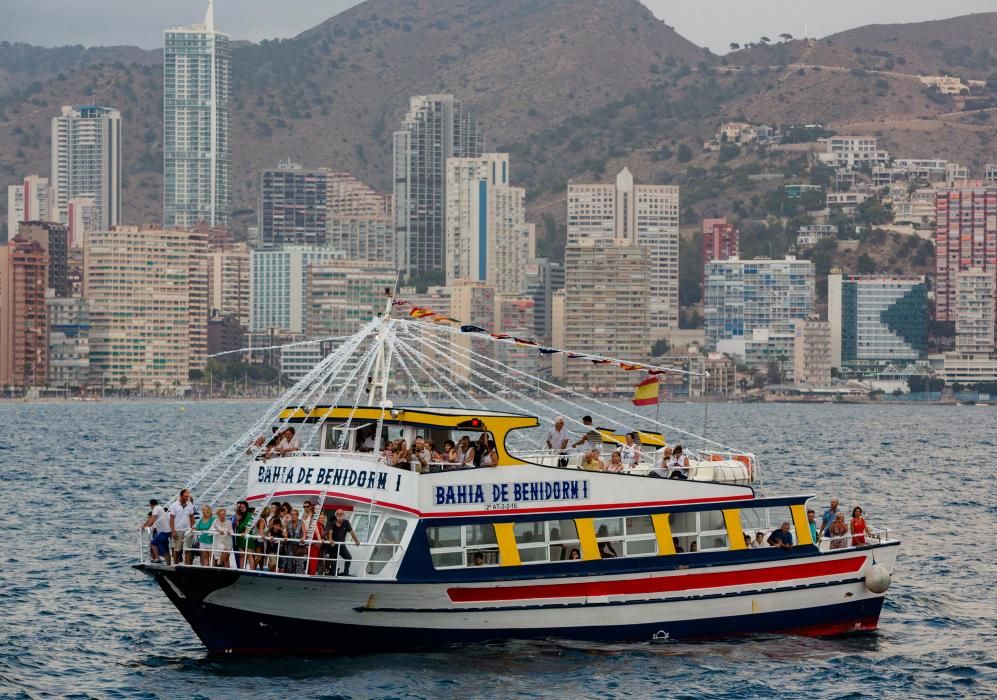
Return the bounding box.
[816,527,896,552]
[139,529,405,579]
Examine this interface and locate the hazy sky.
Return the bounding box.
[2,0,995,53]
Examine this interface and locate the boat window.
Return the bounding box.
[367,517,408,575]
[426,523,500,569]
[350,513,380,543]
[623,516,657,557]
[667,510,729,553]
[514,521,549,563]
[548,519,580,562]
[740,507,798,547]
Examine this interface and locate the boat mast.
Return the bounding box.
[367,287,395,407]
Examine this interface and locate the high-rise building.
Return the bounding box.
[259,162,329,247]
[307,260,396,338]
[445,153,535,295]
[0,237,49,387]
[326,172,394,263]
[17,221,69,298]
[66,196,98,248]
[567,167,679,334]
[934,186,997,323]
[83,226,207,390]
[493,295,536,374]
[208,240,250,331]
[562,238,650,390]
[164,1,231,228]
[328,172,392,218]
[6,175,53,242]
[793,316,831,386]
[50,105,121,232]
[394,95,483,278]
[954,268,996,355]
[250,247,344,334]
[704,257,815,354]
[450,280,496,381]
[702,218,739,283]
[47,292,90,389]
[827,272,928,370]
[524,257,564,343]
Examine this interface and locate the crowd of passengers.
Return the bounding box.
[141,489,374,575]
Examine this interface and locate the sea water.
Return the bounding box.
[1,401,995,699]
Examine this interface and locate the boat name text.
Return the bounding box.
[256,465,402,492]
[434,479,590,506]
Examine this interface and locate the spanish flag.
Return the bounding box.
[632,376,660,406]
[409,307,435,318]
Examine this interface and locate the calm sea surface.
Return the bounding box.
[1,401,996,699]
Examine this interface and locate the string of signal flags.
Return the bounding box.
[391,299,707,398]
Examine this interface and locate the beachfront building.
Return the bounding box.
[306,259,396,338]
[50,105,121,232]
[827,272,929,370]
[567,167,679,335]
[250,246,343,335]
[47,292,89,389]
[259,162,329,247]
[704,257,815,359]
[394,95,483,278]
[164,2,231,227]
[445,153,535,296]
[793,316,832,386]
[83,226,207,391]
[0,237,49,388]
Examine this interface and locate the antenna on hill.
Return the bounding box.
[803,21,808,41]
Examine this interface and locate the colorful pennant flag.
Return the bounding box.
[619,363,644,371]
[409,307,435,318]
[432,316,460,324]
[632,375,660,406]
[591,358,613,365]
[460,325,487,333]
[538,347,561,355]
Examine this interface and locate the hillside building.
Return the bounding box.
[702,218,739,284]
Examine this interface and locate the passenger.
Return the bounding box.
[395,439,412,470]
[620,433,642,470]
[285,508,305,574]
[211,507,233,568]
[850,507,868,547]
[301,500,324,575]
[767,522,794,550]
[751,531,765,549]
[443,440,459,465]
[428,441,443,464]
[596,524,618,558]
[807,509,819,542]
[672,536,684,553]
[689,541,699,553]
[278,502,292,529]
[194,505,216,566]
[545,416,571,467]
[568,548,581,560]
[604,451,625,473]
[246,433,266,455]
[743,533,752,548]
[649,447,672,478]
[457,436,475,466]
[480,439,499,468]
[571,415,601,450]
[581,448,604,471]
[230,500,253,569]
[141,498,172,565]
[667,445,690,480]
[261,429,283,460]
[265,517,286,572]
[472,552,485,566]
[276,428,301,457]
[829,513,848,549]
[360,432,376,452]
[168,488,196,565]
[820,498,840,539]
[329,509,362,576]
[251,505,271,570]
[413,436,432,472]
[472,433,491,467]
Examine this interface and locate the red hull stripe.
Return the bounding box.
[447,555,867,603]
[247,490,752,518]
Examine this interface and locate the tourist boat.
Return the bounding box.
[136,305,899,655]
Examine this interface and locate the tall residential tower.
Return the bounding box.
[164,1,231,228]
[50,106,121,233]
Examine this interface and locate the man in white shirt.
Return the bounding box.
[360,433,376,452]
[168,488,196,565]
[619,432,642,470]
[545,416,570,467]
[141,498,173,564]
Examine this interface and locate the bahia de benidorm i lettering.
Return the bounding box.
[434,479,590,506]
[256,465,402,492]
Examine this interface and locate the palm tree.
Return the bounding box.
[779,33,793,43]
[760,36,771,45]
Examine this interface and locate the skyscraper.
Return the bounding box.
[164,0,231,228]
[50,106,121,232]
[259,161,329,247]
[445,153,535,295]
[934,185,997,323]
[18,221,69,298]
[394,95,483,279]
[567,167,679,334]
[0,237,50,387]
[6,175,53,242]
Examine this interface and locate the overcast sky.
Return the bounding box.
[2,0,995,53]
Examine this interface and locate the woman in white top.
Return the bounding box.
[667,445,690,480]
[479,439,499,467]
[211,507,234,568]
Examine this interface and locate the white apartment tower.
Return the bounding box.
[567,167,679,335]
[50,106,121,233]
[164,0,231,228]
[7,175,53,241]
[445,153,535,295]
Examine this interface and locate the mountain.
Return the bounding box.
[0,1,995,262]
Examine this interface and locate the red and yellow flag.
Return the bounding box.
[632,375,660,406]
[409,307,435,318]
